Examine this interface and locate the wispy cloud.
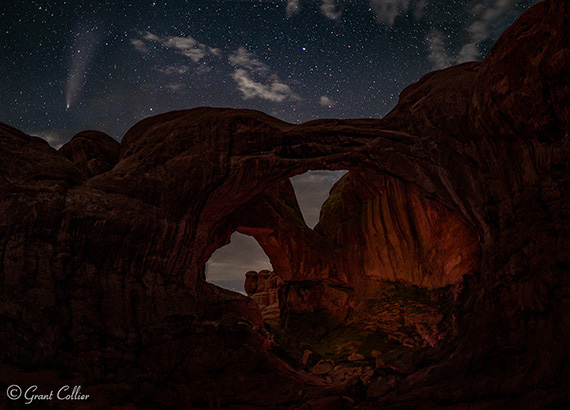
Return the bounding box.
[319,96,335,107]
[426,0,520,69]
[229,47,300,102]
[369,0,410,26]
[131,31,221,63]
[163,36,197,51]
[457,0,517,62]
[31,131,66,149]
[285,0,341,20]
[231,69,299,102]
[368,0,429,26]
[229,47,270,73]
[165,83,184,92]
[321,0,342,20]
[132,32,299,101]
[286,0,300,17]
[426,30,455,69]
[156,65,189,75]
[130,39,148,53]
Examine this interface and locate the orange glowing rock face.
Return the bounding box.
[318,171,480,289]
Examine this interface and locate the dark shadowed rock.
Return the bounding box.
[344,375,366,403]
[59,130,120,177]
[471,1,570,141]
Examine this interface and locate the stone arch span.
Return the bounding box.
[124,107,491,290]
[218,168,481,288]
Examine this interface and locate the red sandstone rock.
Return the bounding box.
[311,360,335,376]
[59,130,120,177]
[0,2,569,409]
[317,170,480,289]
[234,170,474,354]
[471,1,570,141]
[306,396,353,410]
[245,270,283,322]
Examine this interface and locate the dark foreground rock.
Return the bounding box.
[59,130,120,177]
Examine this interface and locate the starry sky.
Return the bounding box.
[1,0,538,148]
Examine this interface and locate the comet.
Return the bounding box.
[65,23,102,109]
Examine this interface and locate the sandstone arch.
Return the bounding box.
[0,1,569,408]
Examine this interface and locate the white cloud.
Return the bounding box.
[165,83,184,91]
[157,65,189,75]
[426,0,520,70]
[163,36,197,50]
[319,96,335,107]
[321,0,342,20]
[232,69,299,102]
[229,47,300,102]
[286,0,300,17]
[31,131,65,149]
[132,31,219,63]
[143,32,160,41]
[182,48,206,62]
[426,30,455,69]
[130,39,148,53]
[208,47,222,56]
[370,0,410,26]
[368,0,429,26]
[229,47,269,73]
[457,0,517,63]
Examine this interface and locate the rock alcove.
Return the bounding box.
[204,166,481,380]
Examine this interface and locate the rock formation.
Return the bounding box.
[244,270,283,323]
[59,130,120,177]
[0,1,569,409]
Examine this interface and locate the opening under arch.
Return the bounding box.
[205,232,273,295]
[289,170,348,229]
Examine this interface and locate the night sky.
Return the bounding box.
[1,0,538,148]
